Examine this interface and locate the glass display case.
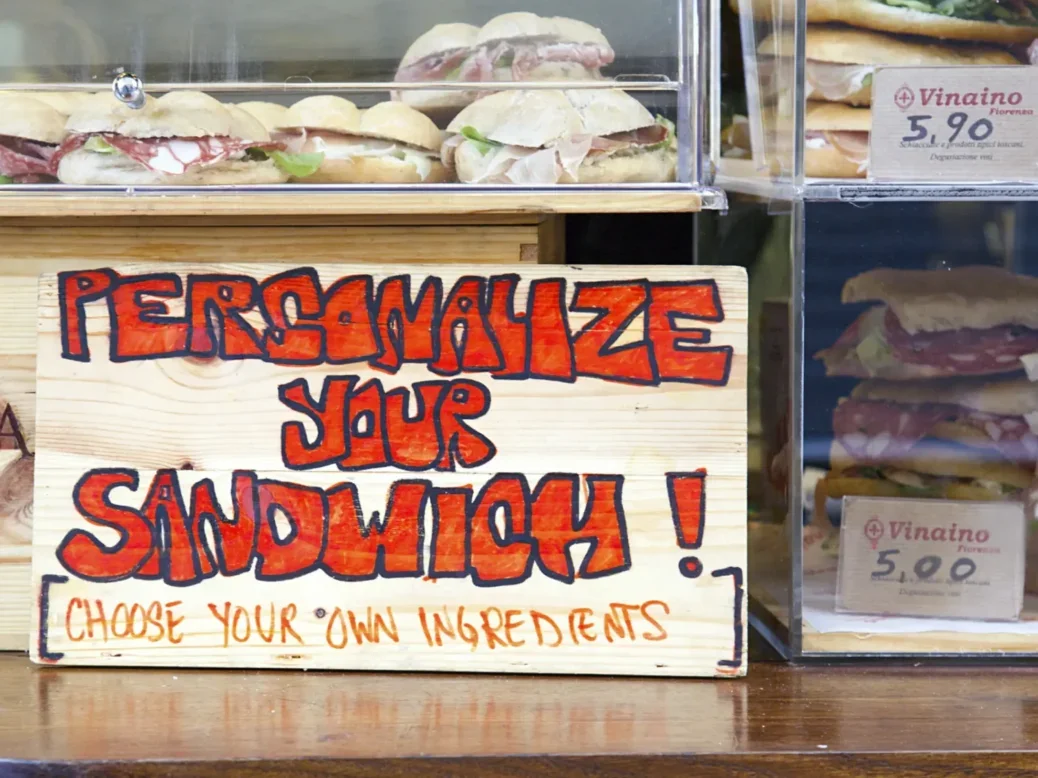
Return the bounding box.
[718,0,1038,194]
[719,0,1038,656]
[0,0,723,204]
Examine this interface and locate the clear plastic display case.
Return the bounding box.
[719,0,1038,656]
[719,0,1038,194]
[0,0,723,206]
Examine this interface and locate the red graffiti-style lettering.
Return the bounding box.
[187,277,264,357]
[531,475,629,582]
[647,282,732,384]
[55,471,649,587]
[261,269,324,362]
[572,282,655,384]
[372,276,439,372]
[59,269,115,361]
[255,480,327,579]
[57,470,153,581]
[322,481,427,579]
[431,277,503,375]
[110,275,189,360]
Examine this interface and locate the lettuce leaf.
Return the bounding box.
[84,136,117,154]
[268,151,325,178]
[0,175,12,185]
[461,126,501,156]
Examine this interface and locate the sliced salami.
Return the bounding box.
[55,133,284,176]
[883,308,1038,375]
[0,135,58,178]
[833,399,1038,467]
[833,399,955,462]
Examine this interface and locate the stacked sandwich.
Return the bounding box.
[749,5,1028,178]
[814,266,1038,518]
[393,12,615,121]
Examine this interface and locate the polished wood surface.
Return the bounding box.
[0,190,707,218]
[2,653,1038,774]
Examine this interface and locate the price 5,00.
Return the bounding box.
[901,112,994,144]
[872,549,977,583]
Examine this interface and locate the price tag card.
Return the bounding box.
[836,497,1025,621]
[870,66,1038,182]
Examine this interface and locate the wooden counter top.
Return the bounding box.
[0,189,715,218]
[1,652,1036,775]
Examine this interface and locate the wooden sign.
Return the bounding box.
[870,66,1038,182]
[836,496,1025,621]
[30,264,747,677]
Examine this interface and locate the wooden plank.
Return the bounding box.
[0,226,557,651]
[0,190,706,218]
[0,226,541,265]
[30,263,747,676]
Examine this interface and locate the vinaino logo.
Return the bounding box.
[894,84,915,111]
[863,517,884,551]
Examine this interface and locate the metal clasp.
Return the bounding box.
[112,71,146,109]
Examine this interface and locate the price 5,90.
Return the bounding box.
[901,112,994,144]
[872,549,977,583]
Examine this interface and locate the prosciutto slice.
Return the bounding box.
[55,134,283,175]
[0,135,58,179]
[805,61,873,102]
[394,48,471,82]
[833,399,1038,465]
[450,121,668,184]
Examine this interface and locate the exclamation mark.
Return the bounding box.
[666,470,707,579]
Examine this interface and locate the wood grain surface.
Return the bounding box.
[1,655,1037,775]
[0,190,706,218]
[31,263,748,677]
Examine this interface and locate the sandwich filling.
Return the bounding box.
[822,305,1038,378]
[277,128,440,180]
[396,36,615,83]
[444,117,672,184]
[824,395,1038,503]
[805,129,869,170]
[0,135,60,183]
[834,398,1038,466]
[875,0,1038,25]
[805,62,873,102]
[53,133,322,178]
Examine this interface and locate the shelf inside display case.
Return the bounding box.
[0,186,723,216]
[804,181,1038,203]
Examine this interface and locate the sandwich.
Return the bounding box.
[758,27,1019,107]
[805,0,1038,44]
[394,13,615,113]
[442,89,675,185]
[237,101,291,133]
[815,376,1038,519]
[804,102,869,178]
[735,0,1038,43]
[0,94,67,183]
[275,96,449,183]
[817,266,1038,380]
[54,91,322,185]
[29,91,108,117]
